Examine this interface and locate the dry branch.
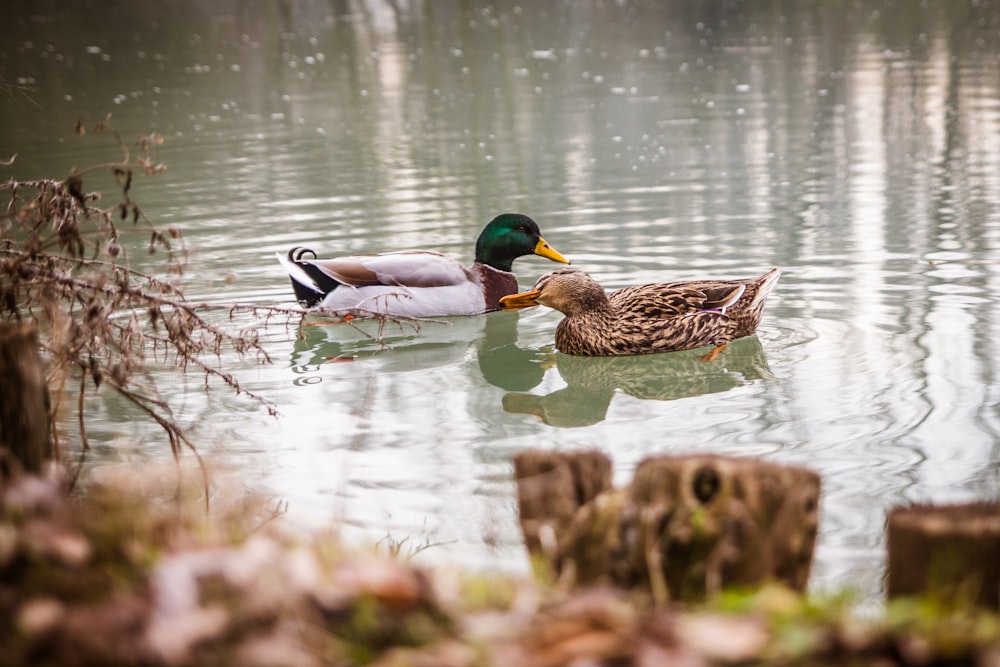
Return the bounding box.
[0,119,288,481]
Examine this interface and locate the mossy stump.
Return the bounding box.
[887,502,1000,609]
[513,449,613,557]
[514,450,821,602]
[0,322,51,475]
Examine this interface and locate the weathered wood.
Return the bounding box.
[0,322,52,475]
[513,450,613,559]
[887,502,1000,609]
[626,455,821,600]
[513,451,821,601]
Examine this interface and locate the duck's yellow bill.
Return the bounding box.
[499,289,542,310]
[533,238,570,265]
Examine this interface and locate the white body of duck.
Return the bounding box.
[278,250,520,317]
[278,213,569,318]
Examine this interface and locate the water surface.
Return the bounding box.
[2,0,1000,599]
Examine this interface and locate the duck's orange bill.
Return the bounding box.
[499,289,542,310]
[533,238,570,265]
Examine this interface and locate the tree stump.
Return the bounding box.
[513,451,821,601]
[886,502,1000,609]
[0,322,52,475]
[513,450,613,559]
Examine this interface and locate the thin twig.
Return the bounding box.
[77,372,90,452]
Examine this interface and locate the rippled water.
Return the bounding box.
[3,1,1000,599]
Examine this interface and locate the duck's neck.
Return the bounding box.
[473,263,518,312]
[554,299,620,355]
[562,289,616,319]
[474,240,518,272]
[570,305,618,329]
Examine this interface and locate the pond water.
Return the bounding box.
[2,0,1000,601]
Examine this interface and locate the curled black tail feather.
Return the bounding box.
[289,247,317,262]
[286,247,342,307]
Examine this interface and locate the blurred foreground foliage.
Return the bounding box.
[3,467,1000,667]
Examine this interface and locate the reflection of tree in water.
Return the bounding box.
[501,336,774,428]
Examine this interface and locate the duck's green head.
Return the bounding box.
[475,213,570,272]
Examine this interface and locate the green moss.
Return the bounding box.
[456,573,521,612]
[327,595,444,664]
[688,506,709,535]
[884,596,1000,659]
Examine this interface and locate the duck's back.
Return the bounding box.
[613,268,781,337]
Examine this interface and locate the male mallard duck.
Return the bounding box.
[278,213,569,318]
[499,267,781,360]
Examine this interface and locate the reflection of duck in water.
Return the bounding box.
[277,213,569,317]
[290,314,489,373]
[502,336,774,427]
[476,311,550,392]
[290,307,549,381]
[499,268,780,361]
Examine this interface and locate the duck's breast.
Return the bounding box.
[473,263,518,312]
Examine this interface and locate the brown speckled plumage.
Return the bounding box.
[500,268,781,357]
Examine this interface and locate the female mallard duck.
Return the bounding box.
[278,213,569,318]
[499,267,781,360]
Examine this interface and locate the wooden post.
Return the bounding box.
[513,450,613,560]
[887,502,1000,609]
[0,322,52,474]
[513,451,821,601]
[626,455,820,599]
